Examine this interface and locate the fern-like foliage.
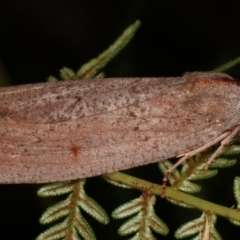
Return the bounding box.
[105,141,240,239]
[48,20,141,81]
[157,140,240,238]
[175,213,221,240]
[112,193,169,239]
[230,176,240,226]
[36,180,109,240]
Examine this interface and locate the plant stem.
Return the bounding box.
[104,172,240,222]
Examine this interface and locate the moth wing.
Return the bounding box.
[0,75,239,183]
[0,77,185,123]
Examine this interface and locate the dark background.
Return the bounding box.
[1,1,240,239]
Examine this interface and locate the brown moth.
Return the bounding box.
[0,71,239,184]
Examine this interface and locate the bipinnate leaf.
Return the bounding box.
[112,193,168,239]
[36,180,109,240]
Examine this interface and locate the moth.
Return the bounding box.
[0,71,239,184]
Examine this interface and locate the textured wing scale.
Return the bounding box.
[0,73,239,183]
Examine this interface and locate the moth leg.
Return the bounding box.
[162,123,240,197]
[205,123,240,170]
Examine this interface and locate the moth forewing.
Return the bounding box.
[0,72,239,183]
